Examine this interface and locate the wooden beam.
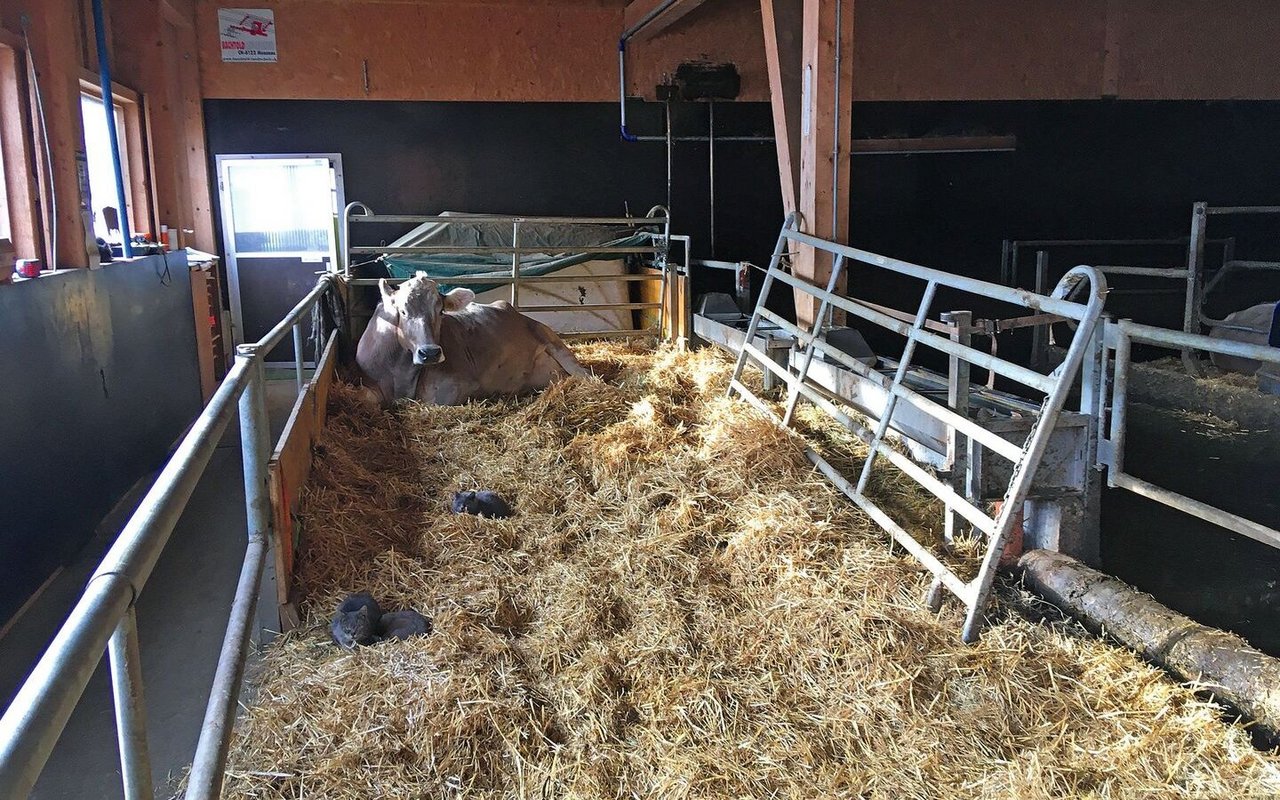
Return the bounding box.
[795,0,854,330]
[25,0,93,267]
[0,45,43,260]
[174,18,214,252]
[0,26,23,51]
[624,0,709,42]
[851,135,1017,154]
[78,68,141,103]
[760,0,803,217]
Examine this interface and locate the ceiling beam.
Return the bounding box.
[624,0,709,42]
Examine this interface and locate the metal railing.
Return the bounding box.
[1185,202,1280,374]
[341,203,677,340]
[729,216,1107,643]
[1002,236,1233,371]
[0,275,338,800]
[1099,318,1280,552]
[1005,202,1280,375]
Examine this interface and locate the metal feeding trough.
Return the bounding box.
[693,294,793,390]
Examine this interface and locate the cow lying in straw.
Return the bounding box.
[356,272,588,407]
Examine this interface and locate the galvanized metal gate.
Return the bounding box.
[1099,317,1280,552]
[340,203,682,341]
[728,216,1108,642]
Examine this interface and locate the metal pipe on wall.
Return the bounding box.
[618,8,773,144]
[708,101,715,257]
[91,0,133,257]
[665,98,673,214]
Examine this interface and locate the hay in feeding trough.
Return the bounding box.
[221,341,1280,799]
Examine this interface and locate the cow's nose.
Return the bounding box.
[415,344,442,364]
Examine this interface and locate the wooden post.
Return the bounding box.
[0,44,43,259]
[795,0,853,329]
[760,0,803,217]
[111,0,215,253]
[23,0,94,267]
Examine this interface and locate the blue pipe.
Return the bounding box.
[91,0,132,258]
[619,39,637,141]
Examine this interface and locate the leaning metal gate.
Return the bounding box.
[728,216,1108,642]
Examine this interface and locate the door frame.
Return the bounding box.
[215,153,345,363]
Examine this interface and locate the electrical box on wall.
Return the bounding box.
[667,61,740,102]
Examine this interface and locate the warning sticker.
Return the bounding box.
[218,9,277,63]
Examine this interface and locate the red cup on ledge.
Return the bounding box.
[16,259,42,278]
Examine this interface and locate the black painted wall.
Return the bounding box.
[0,255,202,623]
[203,99,783,272]
[205,99,1280,327]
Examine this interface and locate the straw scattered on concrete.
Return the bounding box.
[222,341,1280,799]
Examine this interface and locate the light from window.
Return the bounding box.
[79,93,132,243]
[226,160,333,253]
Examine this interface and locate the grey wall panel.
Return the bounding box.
[0,254,202,623]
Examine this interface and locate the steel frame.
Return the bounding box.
[1183,202,1280,374]
[341,203,679,340]
[1099,317,1280,552]
[1005,202,1280,375]
[729,216,1107,642]
[0,277,337,800]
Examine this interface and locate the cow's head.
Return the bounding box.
[378,272,475,366]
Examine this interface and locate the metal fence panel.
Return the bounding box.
[728,216,1107,643]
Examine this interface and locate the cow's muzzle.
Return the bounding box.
[414,344,444,366]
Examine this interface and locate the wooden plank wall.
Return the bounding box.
[267,331,339,630]
[195,0,1280,103]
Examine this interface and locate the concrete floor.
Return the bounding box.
[0,379,301,800]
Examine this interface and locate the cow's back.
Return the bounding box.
[1209,301,1278,374]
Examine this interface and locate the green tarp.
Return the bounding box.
[380,214,655,294]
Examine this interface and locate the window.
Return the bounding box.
[225,160,334,253]
[79,92,134,244]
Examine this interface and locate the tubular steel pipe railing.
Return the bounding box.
[728,215,1107,643]
[341,203,679,340]
[0,275,338,800]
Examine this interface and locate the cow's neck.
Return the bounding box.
[360,304,422,402]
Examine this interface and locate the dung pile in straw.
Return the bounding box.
[222,342,1280,799]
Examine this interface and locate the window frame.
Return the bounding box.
[0,33,41,262]
[78,72,152,243]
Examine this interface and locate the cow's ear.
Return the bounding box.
[441,287,475,312]
[379,278,396,308]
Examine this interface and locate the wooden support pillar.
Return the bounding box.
[760,0,803,217]
[113,0,215,254]
[0,43,42,259]
[764,0,853,330]
[797,0,853,328]
[23,0,94,267]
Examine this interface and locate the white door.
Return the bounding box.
[217,154,343,363]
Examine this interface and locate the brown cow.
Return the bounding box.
[356,272,588,406]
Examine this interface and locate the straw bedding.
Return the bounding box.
[221,342,1280,799]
